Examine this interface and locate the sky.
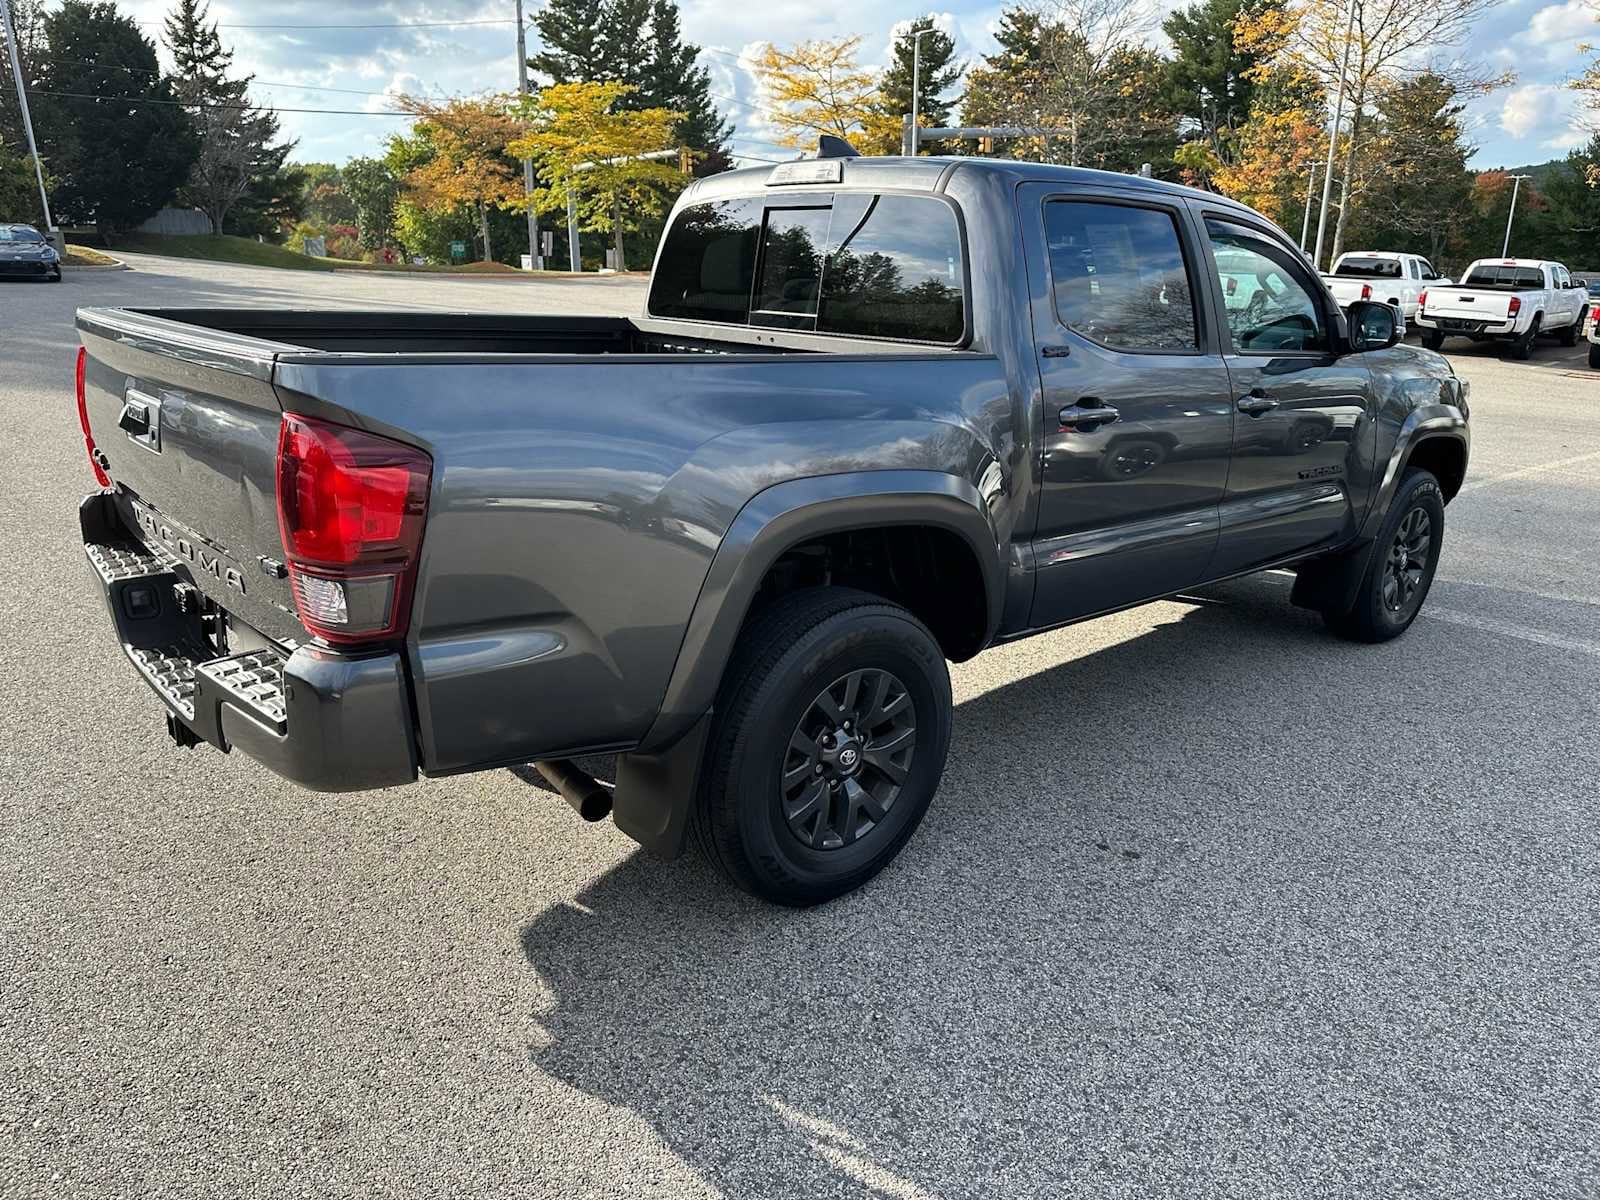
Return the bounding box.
[101,0,1598,170]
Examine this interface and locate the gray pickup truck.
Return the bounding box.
[75,151,1470,905]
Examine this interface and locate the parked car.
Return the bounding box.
[1320,251,1448,328]
[73,153,1471,905]
[1414,258,1589,358]
[0,223,62,282]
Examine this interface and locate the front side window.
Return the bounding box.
[1044,200,1199,352]
[1204,218,1328,353]
[648,192,965,343]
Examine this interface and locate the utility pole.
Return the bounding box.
[1312,0,1357,272]
[909,27,936,156]
[1502,174,1532,258]
[1299,162,1319,251]
[514,0,542,269]
[0,0,54,238]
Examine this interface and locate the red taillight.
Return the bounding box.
[1360,283,1372,300]
[1418,290,1428,309]
[1508,295,1522,317]
[275,413,431,645]
[75,346,111,488]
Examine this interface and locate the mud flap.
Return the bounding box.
[611,713,712,859]
[1290,536,1381,615]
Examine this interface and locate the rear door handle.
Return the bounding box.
[1237,391,1279,416]
[1058,402,1119,430]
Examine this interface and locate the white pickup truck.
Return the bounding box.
[1320,251,1448,327]
[1414,258,1590,359]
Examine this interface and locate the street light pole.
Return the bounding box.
[0,0,54,236]
[514,0,542,269]
[909,27,934,156]
[1502,174,1532,258]
[1299,161,1319,251]
[1312,0,1357,272]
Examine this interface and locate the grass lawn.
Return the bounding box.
[63,244,122,267]
[106,233,344,271]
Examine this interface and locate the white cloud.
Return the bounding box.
[1498,82,1589,151]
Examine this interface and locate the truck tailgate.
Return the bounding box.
[77,308,304,644]
[1423,289,1514,321]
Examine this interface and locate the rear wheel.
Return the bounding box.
[1589,341,1600,369]
[1421,330,1444,351]
[693,588,952,905]
[1323,468,1444,643]
[1508,316,1540,360]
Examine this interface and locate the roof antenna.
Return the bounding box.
[817,135,860,159]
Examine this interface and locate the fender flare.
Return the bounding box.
[637,469,1004,755]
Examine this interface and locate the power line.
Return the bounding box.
[136,18,521,31]
[37,55,401,97]
[32,90,409,118]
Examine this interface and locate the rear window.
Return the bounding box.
[1334,257,1402,279]
[1463,265,1546,289]
[648,192,965,343]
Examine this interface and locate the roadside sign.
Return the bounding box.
[449,240,467,261]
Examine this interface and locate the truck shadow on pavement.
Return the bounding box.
[513,574,1600,1198]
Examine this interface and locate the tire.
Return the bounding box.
[1421,330,1444,351]
[1323,468,1445,643]
[1559,319,1579,347]
[1588,341,1600,369]
[1508,316,1540,360]
[693,587,952,906]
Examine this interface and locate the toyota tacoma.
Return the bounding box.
[74,151,1471,905]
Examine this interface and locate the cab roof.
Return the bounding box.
[686,155,1256,216]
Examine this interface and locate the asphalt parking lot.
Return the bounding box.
[4,256,1598,1199]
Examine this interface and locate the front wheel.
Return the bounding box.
[1559,319,1580,347]
[1323,468,1445,643]
[693,588,952,905]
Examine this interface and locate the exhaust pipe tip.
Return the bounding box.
[534,759,613,822]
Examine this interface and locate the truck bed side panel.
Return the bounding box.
[272,353,1015,771]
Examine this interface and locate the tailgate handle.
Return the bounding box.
[119,389,161,452]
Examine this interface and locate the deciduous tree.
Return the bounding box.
[342,157,400,252]
[396,94,524,262]
[509,80,684,269]
[751,36,893,152]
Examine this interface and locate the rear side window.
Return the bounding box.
[648,192,966,343]
[1044,200,1199,352]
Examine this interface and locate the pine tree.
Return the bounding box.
[1161,0,1275,157]
[162,0,293,234]
[163,0,231,85]
[878,16,962,142]
[531,0,729,172]
[530,0,609,83]
[638,0,732,173]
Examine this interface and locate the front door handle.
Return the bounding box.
[1059,402,1119,430]
[1237,390,1279,416]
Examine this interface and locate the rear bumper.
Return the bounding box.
[81,491,418,792]
[1413,312,1517,336]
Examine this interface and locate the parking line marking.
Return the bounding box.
[1457,449,1600,494]
[1422,605,1600,658]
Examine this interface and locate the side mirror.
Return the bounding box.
[1347,300,1400,352]
[1574,278,1589,289]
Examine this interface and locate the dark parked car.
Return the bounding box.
[73,152,1470,905]
[0,223,62,281]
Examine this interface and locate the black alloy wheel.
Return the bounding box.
[781,668,917,851]
[1381,506,1432,617]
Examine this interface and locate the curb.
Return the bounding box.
[65,254,130,271]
